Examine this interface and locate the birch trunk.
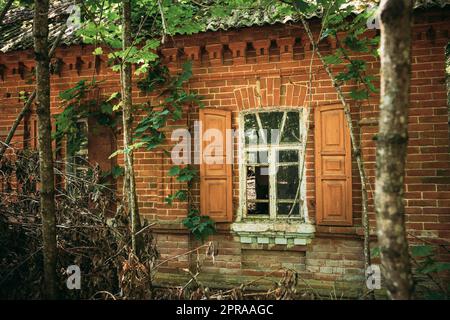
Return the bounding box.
[300,17,373,297]
[33,0,57,299]
[121,0,143,256]
[375,0,414,300]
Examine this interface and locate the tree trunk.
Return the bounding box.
[375,0,414,300]
[300,16,373,297]
[33,0,58,299]
[121,0,143,256]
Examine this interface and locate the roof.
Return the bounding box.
[0,0,449,53]
[0,1,77,53]
[204,0,450,31]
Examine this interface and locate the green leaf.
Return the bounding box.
[100,103,113,115]
[93,47,103,55]
[420,262,450,274]
[293,0,310,11]
[107,92,119,102]
[111,165,124,178]
[165,194,175,205]
[371,247,380,258]
[349,89,368,100]
[112,101,122,111]
[411,245,434,257]
[168,165,181,176]
[323,54,343,65]
[108,149,123,159]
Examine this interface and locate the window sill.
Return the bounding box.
[231,220,315,246]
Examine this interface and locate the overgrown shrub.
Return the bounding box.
[0,150,157,299]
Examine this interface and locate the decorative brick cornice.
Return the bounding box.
[184,46,200,61]
[228,41,247,65]
[234,77,307,110]
[156,31,321,68]
[205,44,223,66]
[277,37,295,61]
[253,39,271,63]
[161,47,178,64]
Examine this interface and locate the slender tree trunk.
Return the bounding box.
[375,0,414,300]
[300,17,373,297]
[33,0,57,299]
[121,0,143,256]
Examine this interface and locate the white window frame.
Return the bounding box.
[238,108,307,221]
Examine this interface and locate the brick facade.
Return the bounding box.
[0,9,449,296]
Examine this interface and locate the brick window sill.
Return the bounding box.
[231,220,315,246]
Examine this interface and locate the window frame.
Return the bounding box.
[65,118,89,178]
[238,108,306,221]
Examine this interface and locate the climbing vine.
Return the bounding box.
[134,60,216,241]
[53,79,124,182]
[54,79,118,156]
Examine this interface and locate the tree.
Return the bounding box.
[33,0,57,299]
[375,0,414,300]
[121,0,143,256]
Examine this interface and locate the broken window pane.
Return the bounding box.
[244,113,259,145]
[281,111,300,143]
[246,166,270,201]
[247,201,269,215]
[277,202,300,216]
[247,150,269,164]
[278,149,299,163]
[276,165,299,199]
[246,166,270,215]
[259,111,283,143]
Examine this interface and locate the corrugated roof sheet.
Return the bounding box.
[0,0,449,53]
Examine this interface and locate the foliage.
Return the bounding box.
[292,0,380,102]
[371,244,450,299]
[182,209,216,242]
[0,150,157,299]
[134,60,213,239]
[53,80,119,157]
[168,165,197,182]
[63,0,212,240]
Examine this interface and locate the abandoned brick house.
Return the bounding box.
[0,2,449,296]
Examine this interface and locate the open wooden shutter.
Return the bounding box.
[199,109,233,222]
[315,105,352,225]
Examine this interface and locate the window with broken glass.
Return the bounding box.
[239,109,305,220]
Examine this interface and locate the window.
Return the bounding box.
[66,119,89,178]
[239,109,306,220]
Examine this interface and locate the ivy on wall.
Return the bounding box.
[54,60,215,241]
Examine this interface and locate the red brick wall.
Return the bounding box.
[0,9,449,295]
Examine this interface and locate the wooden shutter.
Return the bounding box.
[315,105,352,226]
[199,109,233,222]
